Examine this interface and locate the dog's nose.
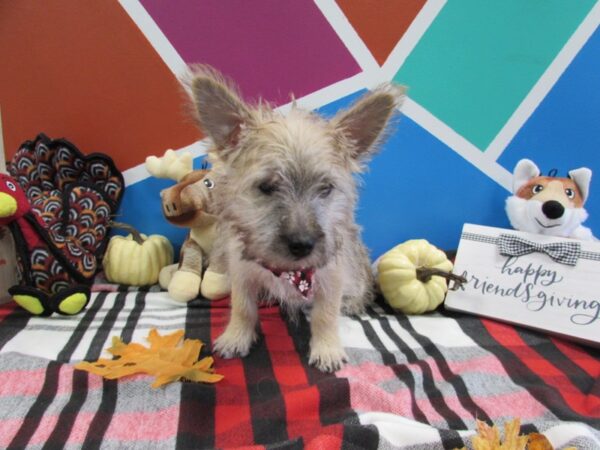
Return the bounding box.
[542,200,564,219]
[285,234,316,258]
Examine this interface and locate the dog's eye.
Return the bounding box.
[258,181,277,195]
[203,178,215,189]
[532,184,544,194]
[319,183,334,198]
[565,188,575,199]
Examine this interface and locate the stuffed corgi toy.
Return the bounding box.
[505,158,595,241]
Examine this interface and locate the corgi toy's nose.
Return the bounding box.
[542,200,564,219]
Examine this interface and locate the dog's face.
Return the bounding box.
[209,112,356,270]
[187,66,404,270]
[506,159,592,236]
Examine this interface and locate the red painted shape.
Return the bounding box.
[336,0,427,65]
[0,1,201,173]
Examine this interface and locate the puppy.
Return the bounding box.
[506,159,595,240]
[186,66,404,371]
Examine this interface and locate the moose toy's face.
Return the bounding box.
[0,174,30,226]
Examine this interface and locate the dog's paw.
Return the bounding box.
[214,326,257,358]
[308,341,348,373]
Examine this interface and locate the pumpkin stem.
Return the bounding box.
[416,267,467,291]
[110,221,145,245]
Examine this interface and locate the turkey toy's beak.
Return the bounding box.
[0,192,17,218]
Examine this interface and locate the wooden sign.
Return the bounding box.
[445,223,600,347]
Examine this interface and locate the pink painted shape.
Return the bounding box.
[139,0,361,105]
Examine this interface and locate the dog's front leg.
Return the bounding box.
[309,272,347,372]
[214,284,258,358]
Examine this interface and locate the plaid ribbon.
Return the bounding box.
[497,233,581,266]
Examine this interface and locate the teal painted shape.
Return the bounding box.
[394,0,595,149]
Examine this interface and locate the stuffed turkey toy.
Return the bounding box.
[0,134,124,316]
[505,159,595,240]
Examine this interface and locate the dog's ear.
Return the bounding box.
[186,65,250,150]
[512,159,540,193]
[332,84,405,162]
[569,167,592,204]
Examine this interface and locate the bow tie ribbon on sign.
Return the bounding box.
[497,234,581,266]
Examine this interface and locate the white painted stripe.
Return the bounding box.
[277,72,368,114]
[485,1,600,161]
[403,98,512,191]
[314,0,380,74]
[122,139,210,186]
[118,0,188,77]
[380,0,447,81]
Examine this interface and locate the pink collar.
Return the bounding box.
[268,267,315,298]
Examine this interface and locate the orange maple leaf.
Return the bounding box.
[456,419,578,450]
[75,328,224,387]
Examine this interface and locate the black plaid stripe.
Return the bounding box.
[176,298,216,450]
[244,316,288,444]
[0,307,31,352]
[377,299,492,426]
[7,292,109,449]
[354,307,431,426]
[80,292,140,449]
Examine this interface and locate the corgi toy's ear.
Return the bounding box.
[512,159,540,193]
[568,167,592,204]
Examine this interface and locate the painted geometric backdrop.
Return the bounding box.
[1,0,599,258]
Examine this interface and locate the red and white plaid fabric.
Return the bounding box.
[0,284,598,449]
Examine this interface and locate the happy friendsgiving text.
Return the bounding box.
[459,257,600,326]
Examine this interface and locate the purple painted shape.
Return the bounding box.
[140,0,361,105]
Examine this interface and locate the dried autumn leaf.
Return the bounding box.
[74,328,223,388]
[527,433,553,450]
[456,420,574,450]
[459,419,529,450]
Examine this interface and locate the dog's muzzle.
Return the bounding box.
[283,233,317,259]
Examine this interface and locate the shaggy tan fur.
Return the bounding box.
[186,65,405,371]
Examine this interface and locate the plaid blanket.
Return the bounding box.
[0,287,598,449]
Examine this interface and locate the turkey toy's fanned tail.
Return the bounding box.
[8,133,124,210]
[6,134,125,299]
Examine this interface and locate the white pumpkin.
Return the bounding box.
[103,223,174,286]
[377,239,462,314]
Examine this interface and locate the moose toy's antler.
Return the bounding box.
[145,149,194,182]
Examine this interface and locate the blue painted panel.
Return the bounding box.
[319,92,511,258]
[359,115,510,258]
[499,28,600,238]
